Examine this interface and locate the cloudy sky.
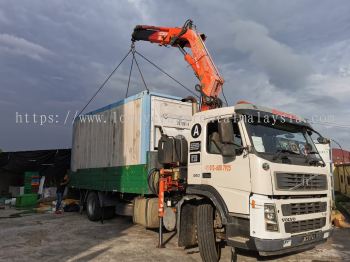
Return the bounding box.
[1,0,349,151]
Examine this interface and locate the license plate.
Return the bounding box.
[303,233,317,242]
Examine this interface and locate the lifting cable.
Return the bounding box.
[78,48,132,116]
[126,44,150,97]
[125,50,134,98]
[221,85,229,106]
[132,47,149,93]
[134,50,199,98]
[78,43,199,115]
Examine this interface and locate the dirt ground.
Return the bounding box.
[0,208,349,262]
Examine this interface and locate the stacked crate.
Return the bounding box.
[16,172,39,208]
[24,172,40,193]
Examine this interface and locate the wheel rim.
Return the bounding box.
[87,198,95,215]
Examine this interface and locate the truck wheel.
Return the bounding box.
[86,192,102,221]
[197,203,221,262]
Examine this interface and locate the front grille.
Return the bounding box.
[285,218,326,233]
[281,202,327,216]
[276,173,327,191]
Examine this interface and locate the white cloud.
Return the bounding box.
[230,20,312,91]
[0,33,53,61]
[308,74,350,103]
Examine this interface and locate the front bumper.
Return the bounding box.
[252,229,332,256]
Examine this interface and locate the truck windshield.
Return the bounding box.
[244,117,324,166]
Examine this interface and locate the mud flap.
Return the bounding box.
[178,203,198,247]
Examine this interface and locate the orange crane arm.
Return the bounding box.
[132,19,224,111]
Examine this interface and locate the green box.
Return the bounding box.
[24,172,40,194]
[16,194,38,207]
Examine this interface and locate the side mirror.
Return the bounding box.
[217,119,236,158]
[317,137,330,144]
[221,144,236,158]
[305,143,313,152]
[218,119,234,143]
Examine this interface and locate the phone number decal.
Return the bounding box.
[205,165,232,172]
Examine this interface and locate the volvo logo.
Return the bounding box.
[302,177,310,187]
[289,174,319,191]
[282,217,296,222]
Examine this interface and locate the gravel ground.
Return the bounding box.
[0,208,349,262]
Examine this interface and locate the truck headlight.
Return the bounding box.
[264,204,279,232]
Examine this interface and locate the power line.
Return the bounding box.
[314,120,350,127]
[310,121,350,129]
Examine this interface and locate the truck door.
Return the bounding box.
[202,118,251,214]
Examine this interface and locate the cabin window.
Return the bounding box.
[206,120,243,155]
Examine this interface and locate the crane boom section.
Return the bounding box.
[132,20,224,110]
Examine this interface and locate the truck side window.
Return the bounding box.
[207,120,243,155]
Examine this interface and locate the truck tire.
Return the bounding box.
[197,203,220,262]
[86,192,102,221]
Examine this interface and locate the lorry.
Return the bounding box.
[69,20,332,261]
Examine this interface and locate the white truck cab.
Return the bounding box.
[185,102,332,256]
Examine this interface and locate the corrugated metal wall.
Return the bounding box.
[71,98,142,171]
